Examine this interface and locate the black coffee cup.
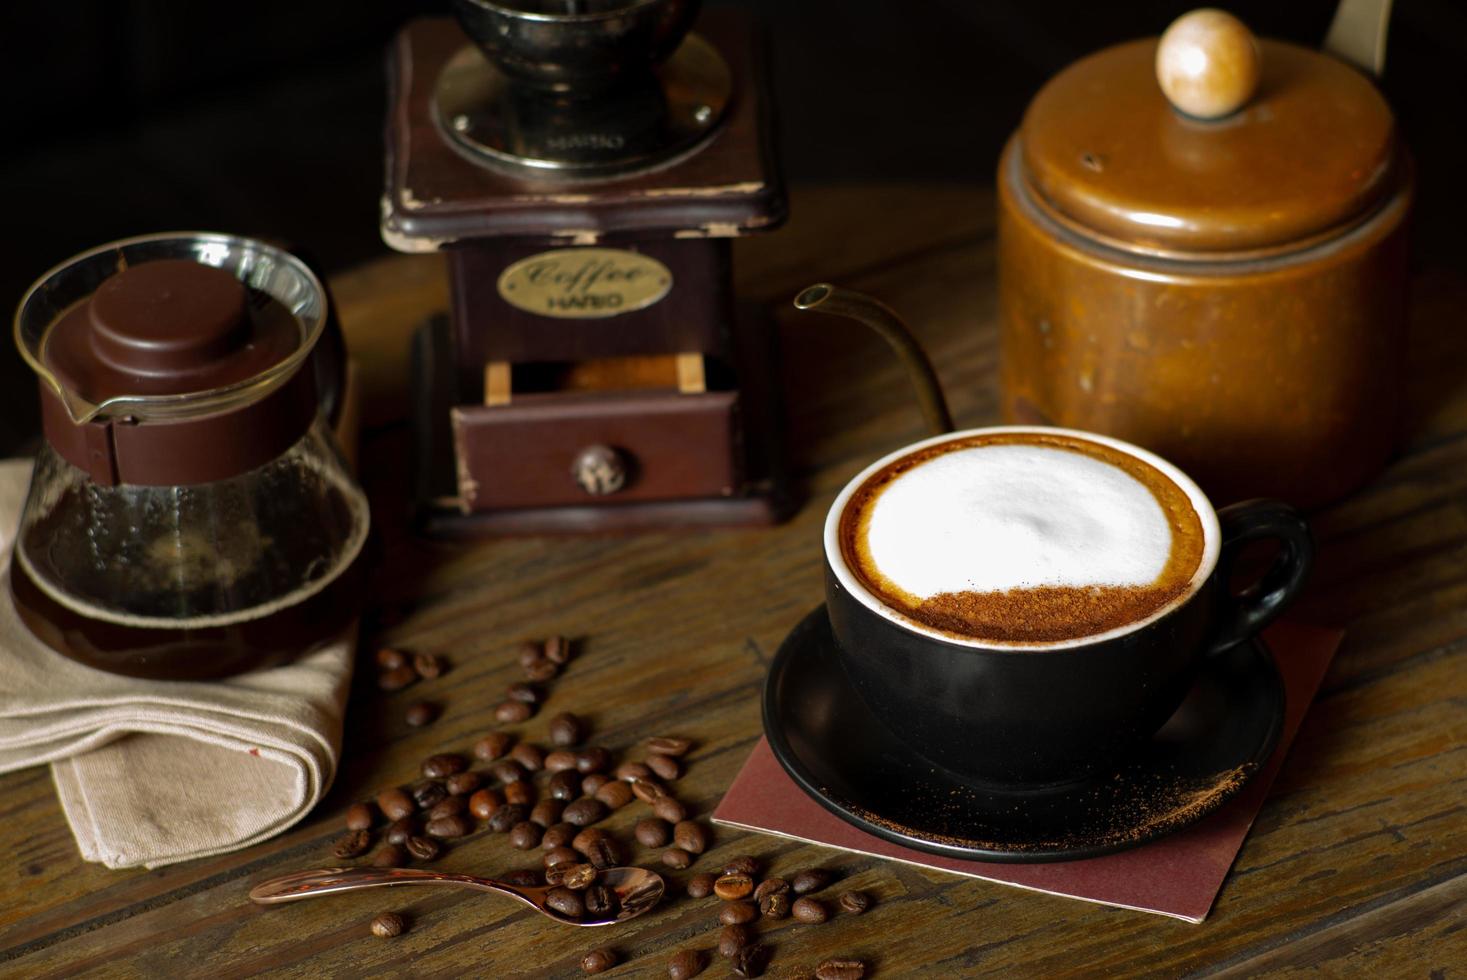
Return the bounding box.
[823,425,1313,785]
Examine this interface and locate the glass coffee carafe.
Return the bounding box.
[10,232,370,679]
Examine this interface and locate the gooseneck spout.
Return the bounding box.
[793,283,954,437]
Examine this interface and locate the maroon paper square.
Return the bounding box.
[713,621,1342,922]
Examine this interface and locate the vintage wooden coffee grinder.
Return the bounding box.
[383,0,787,534]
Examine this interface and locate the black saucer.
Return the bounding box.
[762,606,1285,863]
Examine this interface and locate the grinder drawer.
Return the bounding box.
[451,390,741,511]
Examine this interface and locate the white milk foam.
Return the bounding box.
[864,444,1172,598]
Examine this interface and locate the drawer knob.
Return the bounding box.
[571,444,628,496]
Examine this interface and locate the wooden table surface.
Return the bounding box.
[2,184,1465,977]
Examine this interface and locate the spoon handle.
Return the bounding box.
[249,866,507,904]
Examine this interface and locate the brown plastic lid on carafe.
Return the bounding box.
[19,236,329,487]
[1016,10,1402,259]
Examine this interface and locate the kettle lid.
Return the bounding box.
[15,233,329,486]
[1018,14,1400,257]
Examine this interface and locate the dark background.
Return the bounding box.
[3,0,1464,449]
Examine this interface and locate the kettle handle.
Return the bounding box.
[793,283,953,437]
[1324,0,1393,76]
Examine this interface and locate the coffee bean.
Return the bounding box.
[376,788,413,822]
[468,788,504,820]
[370,912,406,938]
[635,817,671,848]
[510,743,545,772]
[719,923,752,958]
[333,829,372,858]
[376,648,407,671]
[645,735,693,757]
[646,753,681,781]
[445,771,482,796]
[530,799,564,828]
[543,824,576,851]
[411,781,448,811]
[758,892,790,920]
[544,846,580,869]
[489,759,526,784]
[550,862,598,890]
[426,795,466,821]
[651,796,687,823]
[686,872,717,898]
[545,750,579,774]
[594,780,633,809]
[514,640,542,667]
[404,701,438,727]
[580,949,617,975]
[524,658,560,683]
[753,877,787,902]
[581,948,617,974]
[724,855,760,878]
[714,872,753,901]
[548,712,584,747]
[667,948,705,980]
[791,896,828,923]
[406,835,440,861]
[504,780,536,807]
[581,774,612,797]
[584,884,618,918]
[673,821,709,855]
[632,779,668,804]
[377,664,417,691]
[718,901,757,925]
[544,635,571,664]
[473,732,514,761]
[563,798,607,827]
[426,814,471,839]
[510,821,542,850]
[386,815,417,845]
[585,837,620,870]
[839,890,872,915]
[503,869,541,887]
[814,959,866,980]
[731,945,770,978]
[575,747,611,774]
[371,844,407,868]
[506,682,541,704]
[661,847,693,870]
[548,770,581,801]
[488,804,528,833]
[346,802,377,832]
[614,761,653,782]
[495,700,534,724]
[421,754,466,779]
[412,651,447,679]
[791,869,833,894]
[545,886,585,919]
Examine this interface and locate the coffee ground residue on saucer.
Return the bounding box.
[838,763,1257,855]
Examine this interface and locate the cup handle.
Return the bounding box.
[1209,499,1315,654]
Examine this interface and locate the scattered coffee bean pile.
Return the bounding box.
[650,854,872,978]
[340,637,709,921]
[349,633,874,975]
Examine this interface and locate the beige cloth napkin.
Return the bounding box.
[0,459,353,869]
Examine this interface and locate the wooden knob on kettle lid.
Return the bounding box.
[1156,8,1262,119]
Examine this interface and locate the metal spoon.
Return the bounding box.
[249,865,665,926]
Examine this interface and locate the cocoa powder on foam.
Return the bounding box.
[917,583,1192,644]
[842,432,1206,644]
